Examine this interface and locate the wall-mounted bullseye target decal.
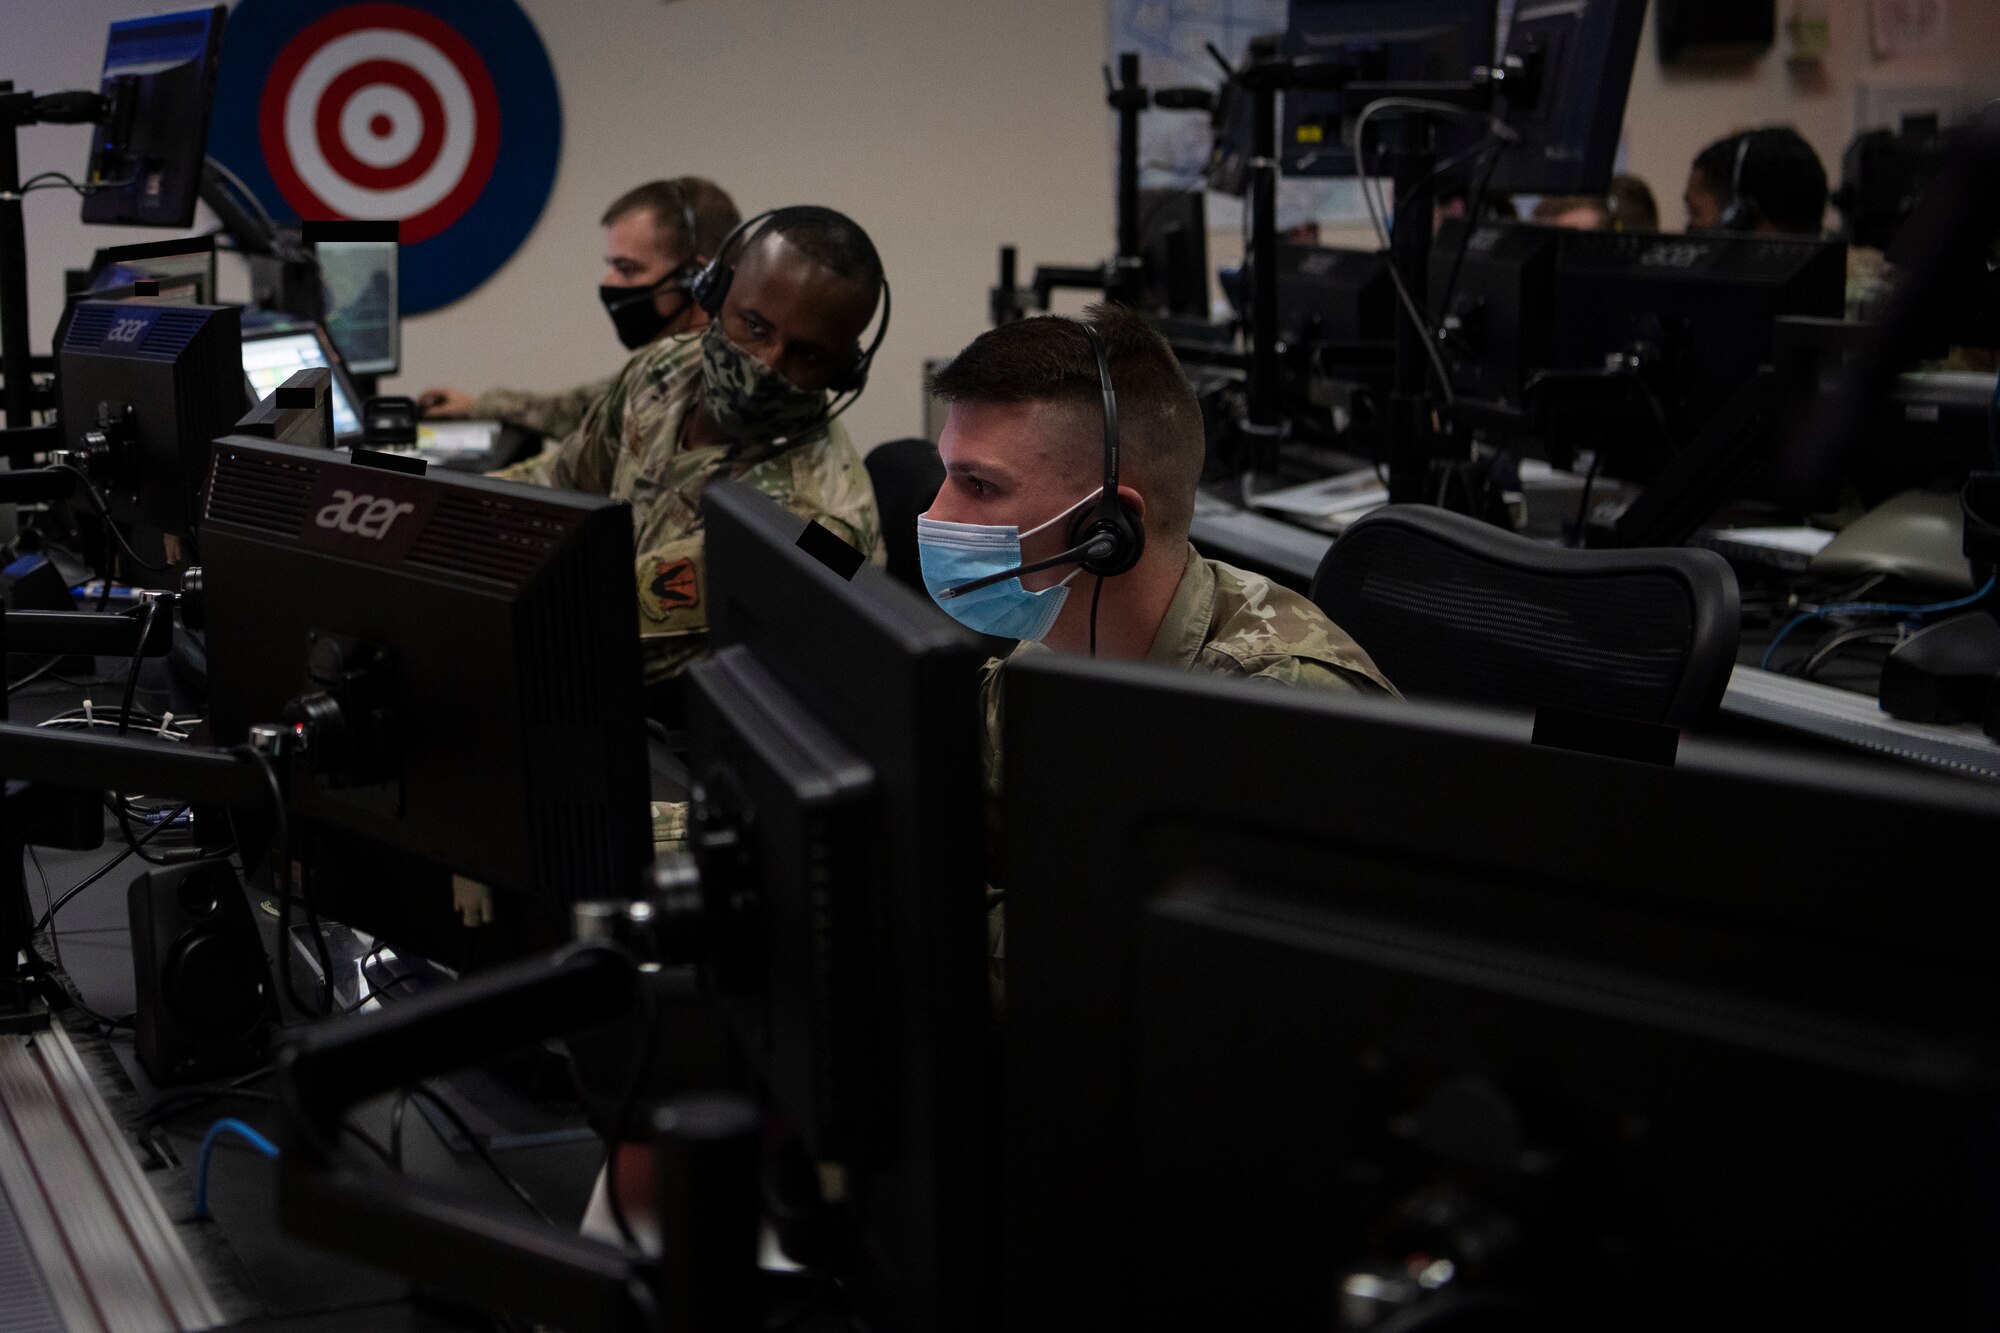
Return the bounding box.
[208,0,561,314]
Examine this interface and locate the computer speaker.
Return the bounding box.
[128,859,278,1085]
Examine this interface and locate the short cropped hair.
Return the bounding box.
[762,205,885,315]
[928,303,1205,541]
[1692,127,1829,235]
[601,177,741,260]
[1607,174,1659,232]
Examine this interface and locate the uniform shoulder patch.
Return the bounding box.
[649,558,700,610]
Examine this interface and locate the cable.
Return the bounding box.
[1351,99,1493,410]
[111,600,169,864]
[1088,575,1104,658]
[46,463,168,574]
[1569,450,1604,547]
[6,658,63,694]
[1799,625,1906,679]
[32,805,187,934]
[405,1084,554,1226]
[238,745,332,1018]
[602,979,664,1252]
[194,1118,279,1220]
[1760,576,1997,671]
[1431,136,1515,354]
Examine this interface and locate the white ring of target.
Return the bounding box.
[339,84,423,169]
[283,28,475,219]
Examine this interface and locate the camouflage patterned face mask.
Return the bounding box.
[698,322,829,446]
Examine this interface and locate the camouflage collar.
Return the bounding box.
[1144,544,1214,671]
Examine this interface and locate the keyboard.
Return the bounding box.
[1721,666,2000,783]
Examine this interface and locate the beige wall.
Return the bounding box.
[7,0,1116,451]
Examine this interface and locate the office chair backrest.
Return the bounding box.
[865,436,947,593]
[1312,504,1741,727]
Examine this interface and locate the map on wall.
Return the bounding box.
[1108,0,1367,226]
[1108,0,1522,227]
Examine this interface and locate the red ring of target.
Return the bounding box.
[258,2,500,245]
[315,60,444,191]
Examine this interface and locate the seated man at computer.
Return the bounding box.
[923,304,1395,692]
[418,177,739,436]
[490,204,886,692]
[919,305,1397,997]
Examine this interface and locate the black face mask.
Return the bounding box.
[599,266,693,350]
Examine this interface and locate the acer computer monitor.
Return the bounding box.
[199,437,650,955]
[56,299,244,538]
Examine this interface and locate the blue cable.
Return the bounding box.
[194,1118,279,1220]
[1761,575,1998,671]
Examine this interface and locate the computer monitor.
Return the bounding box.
[79,6,226,229]
[312,234,400,377]
[1281,1,1496,178]
[88,236,217,304]
[1276,243,1394,347]
[1486,0,1648,195]
[999,654,2000,1331]
[682,482,995,1332]
[1137,188,1209,319]
[240,326,363,441]
[1550,229,1845,450]
[56,299,244,538]
[199,437,650,952]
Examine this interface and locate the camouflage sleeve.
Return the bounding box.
[487,367,630,494]
[1244,656,1402,696]
[651,800,688,853]
[471,375,616,440]
[634,527,711,684]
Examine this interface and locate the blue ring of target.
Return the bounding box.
[207,0,562,315]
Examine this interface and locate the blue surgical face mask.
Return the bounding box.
[917,492,1099,641]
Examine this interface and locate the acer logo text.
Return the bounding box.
[105,317,148,344]
[315,489,415,540]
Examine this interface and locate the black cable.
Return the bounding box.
[6,658,63,694]
[239,745,332,1018]
[110,600,172,864]
[19,171,138,196]
[1569,450,1605,547]
[406,1084,554,1226]
[32,804,187,934]
[46,463,168,574]
[602,979,664,1252]
[1431,136,1515,361]
[1088,575,1104,658]
[1800,625,1904,679]
[389,1089,413,1170]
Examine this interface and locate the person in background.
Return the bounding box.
[1530,194,1613,230]
[418,177,740,437]
[1607,173,1659,232]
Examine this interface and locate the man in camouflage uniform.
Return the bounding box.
[915,305,1396,1000]
[492,205,886,690]
[419,178,740,438]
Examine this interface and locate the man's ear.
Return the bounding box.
[1115,482,1147,529]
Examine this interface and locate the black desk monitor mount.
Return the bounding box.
[989,53,1216,326]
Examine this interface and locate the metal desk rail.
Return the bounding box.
[0,1014,221,1333]
[1721,666,2000,784]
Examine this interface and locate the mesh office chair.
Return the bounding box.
[1312,505,1740,727]
[864,437,946,593]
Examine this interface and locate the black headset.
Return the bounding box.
[1716,134,1759,233]
[603,178,704,315]
[687,208,892,396]
[937,317,1145,601]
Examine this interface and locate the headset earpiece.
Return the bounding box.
[1069,318,1143,578]
[688,209,776,317]
[826,275,893,396]
[1716,134,1758,233]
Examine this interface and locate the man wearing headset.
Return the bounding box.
[491,204,887,693]
[918,305,1396,1003]
[418,177,740,436]
[922,304,1393,688]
